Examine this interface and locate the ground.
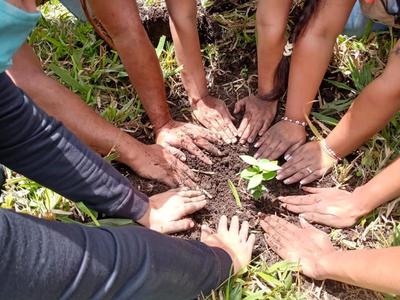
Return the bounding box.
[1,0,400,299]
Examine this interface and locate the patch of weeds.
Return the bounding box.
[240,155,280,200]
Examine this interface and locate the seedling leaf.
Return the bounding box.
[257,159,281,171]
[240,155,258,166]
[240,167,258,179]
[262,171,277,181]
[248,173,263,190]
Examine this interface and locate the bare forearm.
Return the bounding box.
[285,0,355,121]
[320,247,400,294]
[354,157,400,213]
[7,44,144,166]
[326,44,400,157]
[166,0,208,101]
[89,0,172,130]
[256,0,290,95]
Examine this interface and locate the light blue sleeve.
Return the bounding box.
[0,0,40,72]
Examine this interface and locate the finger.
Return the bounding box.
[183,200,207,215]
[276,159,312,182]
[264,215,300,235]
[229,215,240,235]
[183,140,213,165]
[218,215,228,234]
[224,105,237,124]
[246,233,256,249]
[166,146,187,162]
[267,142,289,160]
[200,224,214,241]
[257,139,281,160]
[179,189,203,198]
[264,233,282,254]
[161,175,178,188]
[239,220,249,242]
[302,186,334,194]
[215,117,236,143]
[162,218,195,234]
[209,119,230,144]
[234,99,245,114]
[282,168,312,185]
[281,203,316,214]
[299,171,325,186]
[238,114,250,139]
[225,118,239,141]
[284,141,304,161]
[254,131,270,148]
[193,138,222,156]
[180,176,198,189]
[278,194,319,205]
[176,160,198,182]
[299,216,318,230]
[247,120,263,143]
[240,125,252,144]
[259,119,272,136]
[299,212,331,226]
[195,126,221,144]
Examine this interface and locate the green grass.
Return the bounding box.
[1,1,399,299]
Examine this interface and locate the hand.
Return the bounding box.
[234,95,278,144]
[191,95,238,144]
[156,120,222,165]
[278,186,368,228]
[129,144,197,188]
[261,215,335,280]
[254,120,306,160]
[137,188,207,234]
[276,141,336,185]
[201,215,256,274]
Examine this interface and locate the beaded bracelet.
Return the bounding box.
[320,139,342,161]
[281,116,307,127]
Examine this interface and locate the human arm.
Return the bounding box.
[165,0,238,144]
[85,0,221,164]
[234,0,290,144]
[0,72,209,233]
[276,40,400,184]
[278,156,400,228]
[8,43,197,187]
[261,215,400,294]
[256,0,356,160]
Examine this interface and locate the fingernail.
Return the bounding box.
[277,196,283,200]
[190,221,195,227]
[276,175,282,180]
[254,153,260,159]
[240,139,245,145]
[284,154,291,161]
[300,180,305,185]
[283,179,291,185]
[254,143,260,148]
[232,137,237,143]
[248,138,253,143]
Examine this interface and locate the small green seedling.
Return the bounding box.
[240,155,280,200]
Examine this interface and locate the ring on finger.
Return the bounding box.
[306,167,313,174]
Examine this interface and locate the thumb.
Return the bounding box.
[163,218,195,234]
[200,224,213,242]
[166,146,187,162]
[234,99,245,114]
[299,216,317,230]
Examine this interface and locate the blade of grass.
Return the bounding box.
[228,179,242,208]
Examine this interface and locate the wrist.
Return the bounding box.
[188,93,209,107]
[316,251,339,280]
[153,115,173,132]
[352,184,385,215]
[281,116,307,128]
